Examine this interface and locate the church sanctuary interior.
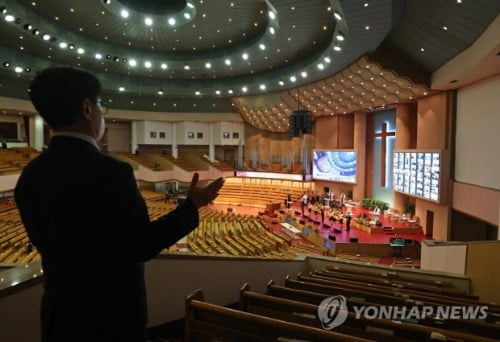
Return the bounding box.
[1,0,500,341]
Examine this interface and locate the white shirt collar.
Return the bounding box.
[51,131,100,150]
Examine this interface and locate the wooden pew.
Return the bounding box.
[241,284,496,342]
[266,281,500,341]
[185,289,375,342]
[314,269,475,299]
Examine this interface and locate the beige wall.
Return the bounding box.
[106,121,131,152]
[465,241,500,303]
[453,181,500,227]
[415,92,452,240]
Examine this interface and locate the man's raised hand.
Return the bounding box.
[187,173,225,208]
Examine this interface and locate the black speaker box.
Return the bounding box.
[350,237,359,243]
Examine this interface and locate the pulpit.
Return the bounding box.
[265,202,281,213]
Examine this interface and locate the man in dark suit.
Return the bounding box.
[14,67,224,342]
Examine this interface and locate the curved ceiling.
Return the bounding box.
[0,0,498,131]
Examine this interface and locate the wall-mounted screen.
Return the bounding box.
[393,150,446,203]
[312,150,357,183]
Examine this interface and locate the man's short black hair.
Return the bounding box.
[28,67,102,129]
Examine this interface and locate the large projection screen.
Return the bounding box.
[312,150,357,183]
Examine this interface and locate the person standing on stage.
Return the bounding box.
[300,192,308,216]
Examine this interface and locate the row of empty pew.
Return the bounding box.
[184,265,500,341]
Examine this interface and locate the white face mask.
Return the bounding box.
[96,115,105,141]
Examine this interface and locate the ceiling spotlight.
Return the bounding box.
[215,90,221,95]
[157,89,164,95]
[317,63,325,70]
[23,23,33,30]
[278,80,284,86]
[336,32,344,41]
[301,71,308,78]
[0,6,7,14]
[120,9,129,18]
[228,89,234,94]
[160,63,167,69]
[224,58,231,65]
[77,48,85,54]
[4,15,15,22]
[259,84,266,90]
[113,56,120,62]
[324,56,331,63]
[168,17,176,26]
[334,11,342,20]
[128,59,137,67]
[118,86,125,92]
[103,0,111,4]
[59,42,67,49]
[95,53,102,59]
[14,66,23,73]
[241,86,248,92]
[68,44,74,50]
[184,13,191,19]
[144,61,152,68]
[269,27,275,35]
[144,17,153,26]
[333,44,342,51]
[15,18,22,24]
[49,37,57,43]
[242,53,249,60]
[184,63,190,70]
[42,33,50,41]
[205,62,211,69]
[195,91,201,95]
[290,76,296,82]
[259,43,266,50]
[268,11,276,20]
[121,58,127,63]
[24,67,31,72]
[2,61,10,67]
[106,54,112,59]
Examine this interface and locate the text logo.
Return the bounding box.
[317,295,349,330]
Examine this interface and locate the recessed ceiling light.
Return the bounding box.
[259,43,266,50]
[365,25,370,30]
[144,61,152,68]
[442,26,448,30]
[301,71,307,78]
[420,47,425,52]
[119,86,125,92]
[290,76,296,82]
[224,58,231,65]
[184,13,191,19]
[333,45,341,51]
[324,56,331,63]
[279,81,284,86]
[195,91,201,95]
[144,17,153,26]
[184,64,190,70]
[14,66,23,73]
[77,47,85,54]
[317,63,324,70]
[42,34,50,41]
[336,33,344,41]
[205,62,211,69]
[242,86,248,92]
[95,53,102,59]
[242,53,249,60]
[215,90,221,95]
[120,9,129,18]
[59,42,67,49]
[128,59,137,67]
[5,15,15,22]
[269,27,275,34]
[168,17,176,26]
[259,84,266,90]
[161,63,167,69]
[334,11,342,20]
[268,11,276,20]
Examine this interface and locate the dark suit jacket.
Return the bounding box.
[15,136,199,342]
